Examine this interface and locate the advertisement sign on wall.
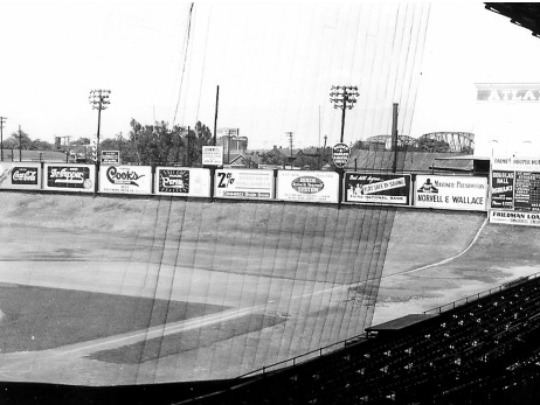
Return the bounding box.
[276,170,339,203]
[0,162,42,190]
[101,150,120,165]
[491,171,514,210]
[414,175,487,211]
[99,165,152,194]
[202,146,223,166]
[345,173,411,205]
[44,164,95,192]
[214,169,274,199]
[154,167,210,197]
[490,209,540,226]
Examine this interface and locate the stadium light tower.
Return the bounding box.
[88,89,111,163]
[329,85,359,143]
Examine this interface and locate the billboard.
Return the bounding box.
[154,167,210,197]
[99,165,152,195]
[414,175,487,211]
[276,170,339,203]
[491,171,514,210]
[490,155,540,226]
[332,143,350,168]
[44,164,95,192]
[345,173,411,205]
[214,169,274,199]
[101,150,120,165]
[490,210,540,226]
[0,162,41,190]
[202,146,223,166]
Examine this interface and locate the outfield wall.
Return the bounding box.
[0,162,490,212]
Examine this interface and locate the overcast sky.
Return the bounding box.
[1,0,540,151]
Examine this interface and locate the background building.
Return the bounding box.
[217,128,248,155]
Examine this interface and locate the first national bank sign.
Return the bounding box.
[477,83,540,102]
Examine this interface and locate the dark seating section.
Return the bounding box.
[177,274,540,405]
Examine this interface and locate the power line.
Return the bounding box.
[172,2,195,126]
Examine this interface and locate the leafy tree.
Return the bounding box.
[6,130,32,149]
[261,146,287,165]
[101,132,139,163]
[127,119,213,166]
[30,139,54,150]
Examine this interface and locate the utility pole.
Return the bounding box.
[18,125,22,162]
[329,85,360,143]
[286,131,294,169]
[227,132,231,164]
[213,85,220,146]
[89,89,111,191]
[323,134,327,166]
[0,116,6,161]
[187,126,192,167]
[391,103,399,173]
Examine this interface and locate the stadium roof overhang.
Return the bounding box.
[485,2,540,37]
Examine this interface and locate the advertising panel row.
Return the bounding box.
[0,163,490,211]
[490,155,540,226]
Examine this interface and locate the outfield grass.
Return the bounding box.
[88,314,284,364]
[0,285,225,353]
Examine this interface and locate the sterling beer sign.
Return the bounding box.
[44,164,95,192]
[0,162,42,190]
[99,165,152,194]
[277,170,339,203]
[332,143,350,168]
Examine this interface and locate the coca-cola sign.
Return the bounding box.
[11,167,38,185]
[47,166,93,189]
[106,166,145,187]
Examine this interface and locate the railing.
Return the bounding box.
[424,272,540,314]
[235,334,368,379]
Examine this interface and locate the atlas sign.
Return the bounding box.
[332,143,350,168]
[476,83,540,102]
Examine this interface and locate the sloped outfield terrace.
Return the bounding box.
[0,192,486,384]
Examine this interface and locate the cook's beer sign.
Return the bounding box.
[332,143,350,168]
[99,165,152,194]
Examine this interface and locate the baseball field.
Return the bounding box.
[0,192,536,385]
